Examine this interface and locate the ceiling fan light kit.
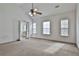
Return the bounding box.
[29,3,42,16]
[34,8,38,11]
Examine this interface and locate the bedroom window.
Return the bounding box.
[43,21,50,34]
[33,23,36,34]
[61,19,69,36]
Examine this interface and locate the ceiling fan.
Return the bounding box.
[29,3,42,16]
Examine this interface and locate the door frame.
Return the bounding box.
[18,20,29,40]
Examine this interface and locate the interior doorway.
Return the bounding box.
[19,21,29,40]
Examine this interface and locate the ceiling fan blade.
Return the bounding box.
[30,9,34,13]
[36,11,42,15]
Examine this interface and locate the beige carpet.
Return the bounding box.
[0,38,79,56]
[44,43,65,54]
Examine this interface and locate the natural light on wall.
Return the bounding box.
[43,21,50,35]
[61,19,68,36]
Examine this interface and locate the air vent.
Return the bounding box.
[55,5,60,8]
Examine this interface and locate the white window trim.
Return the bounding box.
[42,21,51,35]
[60,18,69,36]
[32,22,36,34]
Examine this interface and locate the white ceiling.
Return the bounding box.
[18,3,76,17]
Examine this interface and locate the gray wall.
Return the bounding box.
[76,4,79,48]
[32,10,76,43]
[0,3,76,44]
[0,4,32,43]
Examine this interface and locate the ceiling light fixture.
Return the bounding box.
[29,3,42,16]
